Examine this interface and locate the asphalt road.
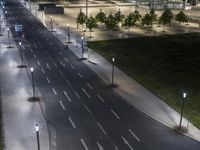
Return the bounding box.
[4,0,200,149]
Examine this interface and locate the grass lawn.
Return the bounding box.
[89,33,200,129]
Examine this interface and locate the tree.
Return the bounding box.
[95,9,106,25]
[175,11,188,24]
[133,10,142,22]
[104,13,118,35]
[122,13,135,34]
[86,15,97,32]
[149,9,157,26]
[76,9,86,29]
[141,13,152,27]
[159,9,174,31]
[114,9,125,27]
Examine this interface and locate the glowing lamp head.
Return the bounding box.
[112,57,115,62]
[19,42,21,46]
[30,67,34,72]
[35,124,39,132]
[183,92,187,98]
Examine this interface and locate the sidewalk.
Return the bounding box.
[0,12,49,150]
[26,1,200,142]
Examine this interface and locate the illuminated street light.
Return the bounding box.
[35,124,40,150]
[81,37,84,59]
[30,67,35,99]
[67,24,70,43]
[111,57,115,85]
[178,92,187,130]
[7,28,11,47]
[19,42,23,66]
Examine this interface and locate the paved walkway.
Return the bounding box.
[0,7,49,150]
[25,0,200,143]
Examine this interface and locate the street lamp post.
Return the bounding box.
[19,42,23,66]
[0,22,2,36]
[35,124,40,150]
[81,37,84,59]
[7,28,11,47]
[86,0,88,19]
[50,15,53,32]
[178,92,187,130]
[67,24,70,43]
[111,57,115,85]
[187,13,190,25]
[35,4,37,17]
[30,67,35,99]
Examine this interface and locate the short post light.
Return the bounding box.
[7,28,11,47]
[178,92,187,130]
[81,37,84,59]
[30,67,35,99]
[50,15,53,32]
[19,42,23,66]
[111,57,115,85]
[67,24,70,43]
[35,124,40,150]
[187,13,190,25]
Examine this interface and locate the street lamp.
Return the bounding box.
[35,4,37,17]
[81,37,84,59]
[178,92,187,130]
[19,42,23,66]
[7,28,11,48]
[111,57,115,85]
[67,24,70,43]
[50,15,53,32]
[86,0,88,19]
[30,67,35,99]
[35,124,40,150]
[187,13,190,25]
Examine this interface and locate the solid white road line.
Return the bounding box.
[86,82,93,89]
[46,77,51,83]
[59,101,66,110]
[128,129,140,142]
[52,88,57,95]
[84,105,92,114]
[41,68,45,74]
[82,88,91,98]
[80,138,89,150]
[97,94,105,103]
[78,73,83,78]
[110,109,120,120]
[97,142,104,150]
[97,122,107,135]
[121,136,134,150]
[68,117,76,128]
[63,90,72,102]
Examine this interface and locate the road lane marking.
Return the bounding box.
[59,52,62,56]
[128,129,140,142]
[74,91,80,99]
[59,70,64,76]
[97,142,104,150]
[68,117,76,128]
[86,82,93,89]
[30,48,33,52]
[46,77,51,83]
[64,57,68,62]
[41,68,45,74]
[70,64,75,70]
[97,122,107,135]
[78,73,83,79]
[63,90,72,102]
[48,56,52,60]
[66,80,72,87]
[84,105,92,114]
[52,88,57,95]
[121,136,134,150]
[33,54,37,59]
[110,109,120,119]
[53,62,57,68]
[37,60,41,65]
[115,146,119,150]
[34,44,37,48]
[82,88,91,98]
[59,101,66,110]
[46,63,51,70]
[54,46,57,50]
[97,94,105,103]
[80,138,88,150]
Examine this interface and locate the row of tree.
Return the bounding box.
[76,8,189,32]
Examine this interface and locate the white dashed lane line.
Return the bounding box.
[97,94,105,103]
[64,57,68,62]
[63,90,72,102]
[68,117,76,128]
[70,64,75,70]
[52,88,57,95]
[86,82,93,89]
[37,60,41,66]
[78,73,83,79]
[110,109,120,120]
[59,100,66,110]
[82,88,91,99]
[41,68,45,74]
[97,122,107,135]
[46,77,51,83]
[84,105,92,114]
[80,138,89,150]
[128,129,140,142]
